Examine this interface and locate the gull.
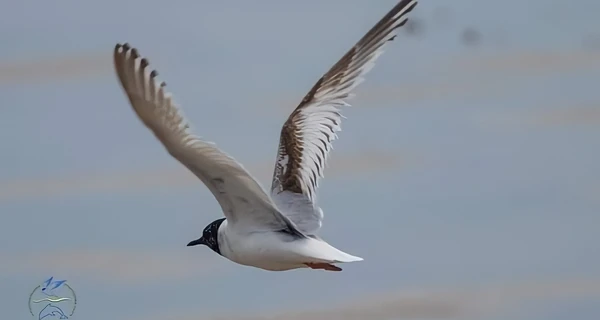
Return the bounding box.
[113,0,418,272]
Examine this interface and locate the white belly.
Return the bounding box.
[217,223,362,271]
[220,229,308,271]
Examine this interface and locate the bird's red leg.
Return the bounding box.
[305,263,342,271]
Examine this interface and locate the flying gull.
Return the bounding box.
[113,0,418,272]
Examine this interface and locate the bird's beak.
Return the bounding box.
[187,237,205,247]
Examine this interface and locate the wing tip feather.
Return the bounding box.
[272,0,419,201]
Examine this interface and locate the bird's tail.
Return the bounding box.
[307,239,364,263]
[332,250,364,263]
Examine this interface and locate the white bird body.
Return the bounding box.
[217,219,363,271]
[112,0,418,272]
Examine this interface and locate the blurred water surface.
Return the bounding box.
[0,0,599,319]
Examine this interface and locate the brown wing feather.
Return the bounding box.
[271,0,418,203]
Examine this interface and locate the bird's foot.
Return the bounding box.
[305,263,342,271]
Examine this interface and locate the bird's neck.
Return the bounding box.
[215,219,230,257]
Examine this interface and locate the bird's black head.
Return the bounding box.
[187,218,225,255]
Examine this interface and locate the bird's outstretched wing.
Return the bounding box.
[42,277,53,288]
[113,43,304,234]
[49,280,66,290]
[270,0,418,234]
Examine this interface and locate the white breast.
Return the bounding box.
[217,220,361,271]
[218,221,306,271]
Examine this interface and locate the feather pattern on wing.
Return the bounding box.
[113,43,304,235]
[270,0,418,234]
